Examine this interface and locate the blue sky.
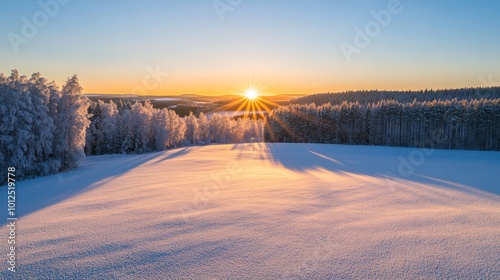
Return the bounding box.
[1,0,499,95]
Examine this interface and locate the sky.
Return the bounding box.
[1,0,499,96]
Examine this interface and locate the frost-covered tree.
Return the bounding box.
[118,106,134,153]
[27,73,58,175]
[85,100,120,155]
[0,71,91,183]
[165,109,186,148]
[54,75,91,170]
[210,113,234,144]
[184,112,199,145]
[197,112,211,144]
[151,108,169,151]
[0,72,35,179]
[151,108,187,150]
[99,100,120,153]
[115,101,155,154]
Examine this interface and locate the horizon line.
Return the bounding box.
[83,85,500,97]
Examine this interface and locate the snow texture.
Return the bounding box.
[1,143,499,279]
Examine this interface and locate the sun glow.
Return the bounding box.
[209,80,281,123]
[245,89,258,100]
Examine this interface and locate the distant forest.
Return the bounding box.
[266,88,500,151]
[289,88,500,106]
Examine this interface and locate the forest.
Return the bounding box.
[289,88,500,106]
[266,97,500,151]
[84,100,264,156]
[1,70,499,183]
[0,71,263,184]
[1,71,89,183]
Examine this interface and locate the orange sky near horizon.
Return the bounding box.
[80,72,490,97]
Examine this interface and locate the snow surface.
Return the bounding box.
[1,143,500,279]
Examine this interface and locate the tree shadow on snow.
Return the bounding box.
[263,143,500,199]
[157,147,197,162]
[0,148,193,225]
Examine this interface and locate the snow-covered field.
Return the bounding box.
[1,143,500,279]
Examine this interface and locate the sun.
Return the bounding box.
[245,89,258,100]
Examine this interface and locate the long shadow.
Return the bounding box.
[0,148,194,225]
[157,147,197,163]
[231,142,267,159]
[263,143,500,198]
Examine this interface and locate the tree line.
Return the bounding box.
[85,99,264,156]
[2,70,499,184]
[290,88,500,106]
[0,71,263,184]
[265,98,500,151]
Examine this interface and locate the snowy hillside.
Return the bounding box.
[2,143,500,279]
